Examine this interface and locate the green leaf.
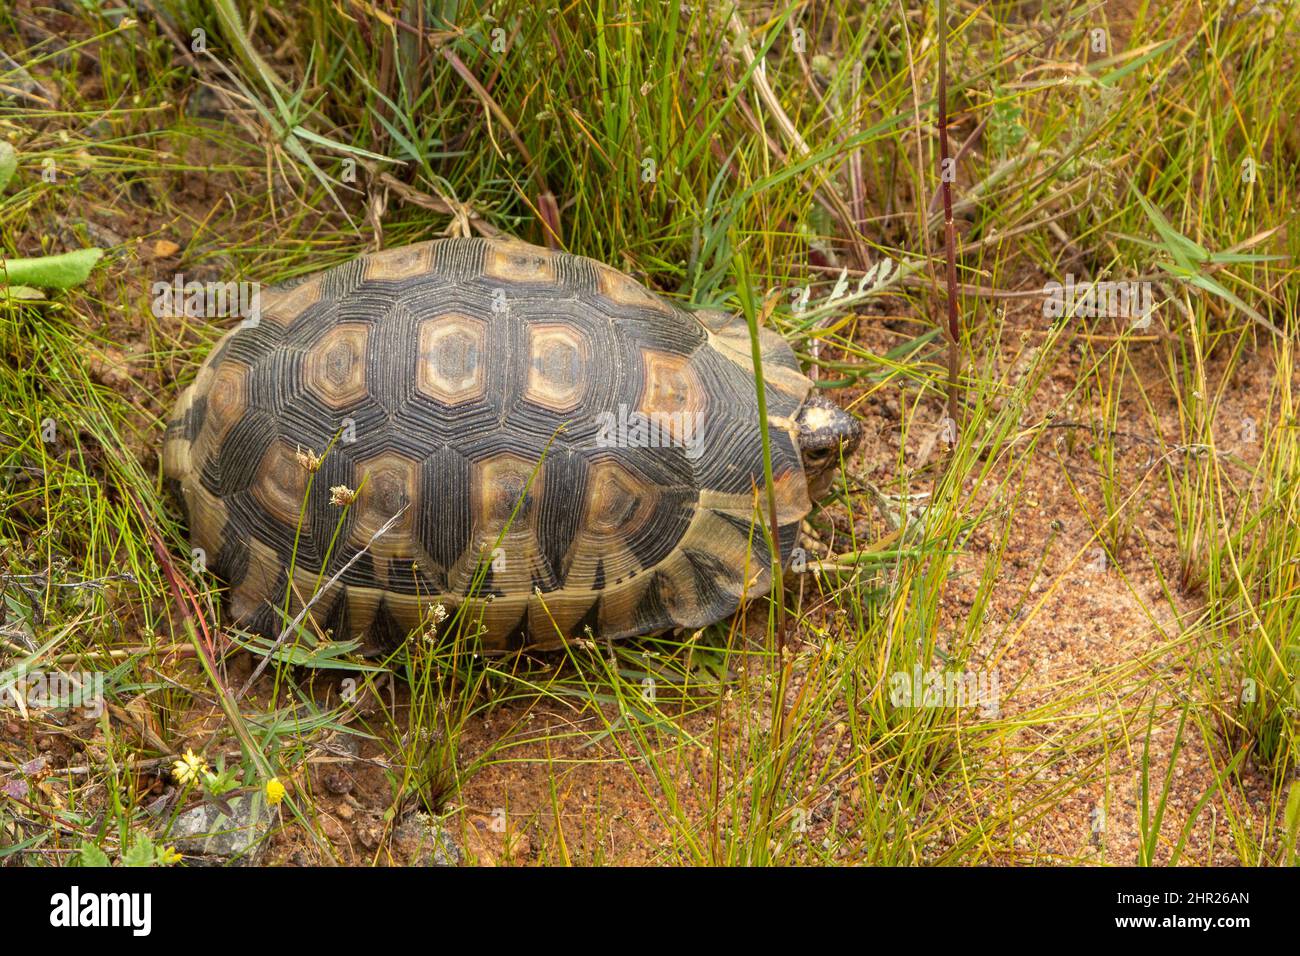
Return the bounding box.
[122,835,156,867]
[1090,39,1177,88]
[1207,252,1286,264]
[1132,189,1208,268]
[229,620,384,672]
[0,142,16,192]
[0,248,104,289]
[291,126,397,162]
[77,841,112,868]
[1181,268,1281,334]
[0,285,45,301]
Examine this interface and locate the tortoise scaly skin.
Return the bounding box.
[163,238,860,653]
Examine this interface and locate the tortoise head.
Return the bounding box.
[796,393,862,498]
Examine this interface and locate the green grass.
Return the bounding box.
[0,0,1297,866]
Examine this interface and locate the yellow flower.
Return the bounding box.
[265,777,286,806]
[172,748,208,786]
[159,845,182,865]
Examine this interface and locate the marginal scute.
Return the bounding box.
[182,481,229,577]
[699,308,812,408]
[161,387,195,482]
[592,570,654,632]
[594,263,674,315]
[259,273,323,327]
[362,243,433,282]
[205,361,248,437]
[226,537,283,625]
[526,590,599,645]
[483,243,556,284]
[163,236,820,654]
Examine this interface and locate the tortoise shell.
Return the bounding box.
[163,238,815,652]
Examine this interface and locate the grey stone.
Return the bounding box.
[167,791,273,865]
[393,813,462,867]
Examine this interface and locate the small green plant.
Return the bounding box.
[76,835,181,868]
[0,142,104,295]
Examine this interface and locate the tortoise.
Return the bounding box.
[163,238,861,653]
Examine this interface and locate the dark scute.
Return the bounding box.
[682,548,736,620]
[214,528,251,592]
[624,488,695,571]
[587,295,706,355]
[368,301,419,417]
[710,509,773,567]
[247,343,306,414]
[302,448,355,566]
[201,328,243,372]
[691,412,801,497]
[534,449,589,587]
[569,597,602,641]
[223,490,323,572]
[323,588,351,643]
[608,446,698,570]
[630,571,674,636]
[184,394,207,442]
[777,519,801,559]
[203,408,277,496]
[689,346,803,422]
[367,598,407,652]
[406,559,448,595]
[417,447,473,572]
[502,609,530,651]
[243,566,289,639]
[340,551,379,590]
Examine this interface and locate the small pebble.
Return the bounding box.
[322,768,354,795]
